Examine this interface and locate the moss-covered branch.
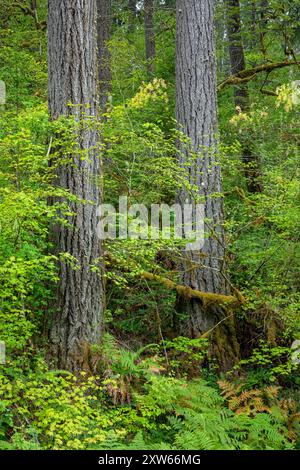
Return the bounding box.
[141,272,246,306]
[218,60,300,91]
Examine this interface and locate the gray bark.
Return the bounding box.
[144,0,156,76]
[175,0,239,369]
[48,0,105,372]
[97,0,112,112]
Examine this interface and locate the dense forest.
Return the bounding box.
[0,0,300,453]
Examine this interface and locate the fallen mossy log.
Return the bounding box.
[141,272,246,307]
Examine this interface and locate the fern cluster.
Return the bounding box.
[97,376,295,450]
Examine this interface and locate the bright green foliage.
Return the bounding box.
[0,0,299,452]
[0,366,116,450]
[0,362,294,450]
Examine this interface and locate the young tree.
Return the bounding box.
[226,0,263,193]
[48,0,105,372]
[144,0,156,76]
[175,0,239,368]
[97,0,112,112]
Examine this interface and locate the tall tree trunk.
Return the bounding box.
[48,0,105,372]
[226,0,263,193]
[175,0,239,370]
[144,0,156,76]
[97,0,112,113]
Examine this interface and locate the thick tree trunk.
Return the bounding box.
[97,0,112,113]
[144,0,156,76]
[226,0,263,193]
[48,0,105,372]
[175,0,239,369]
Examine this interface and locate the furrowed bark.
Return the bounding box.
[175,0,239,370]
[48,0,105,372]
